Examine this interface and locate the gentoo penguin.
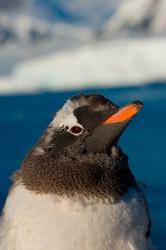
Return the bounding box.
[0,94,155,250]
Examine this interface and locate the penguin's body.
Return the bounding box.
[0,94,155,250]
[1,185,151,250]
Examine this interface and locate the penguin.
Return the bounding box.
[0,94,155,250]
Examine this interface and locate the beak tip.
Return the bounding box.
[132,100,144,109]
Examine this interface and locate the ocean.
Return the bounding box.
[0,83,165,249]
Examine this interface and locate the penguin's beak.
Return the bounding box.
[85,101,143,153]
[102,101,143,125]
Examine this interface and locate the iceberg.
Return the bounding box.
[0,37,166,94]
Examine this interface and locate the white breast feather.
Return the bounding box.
[0,185,155,250]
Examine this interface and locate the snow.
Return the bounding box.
[100,0,166,38]
[0,37,166,94]
[0,13,93,74]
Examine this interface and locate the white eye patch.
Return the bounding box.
[59,113,84,136]
[59,113,78,128]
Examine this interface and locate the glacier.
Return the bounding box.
[0,37,166,94]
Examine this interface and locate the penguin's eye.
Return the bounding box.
[69,126,83,135]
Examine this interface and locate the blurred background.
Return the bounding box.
[0,0,166,249]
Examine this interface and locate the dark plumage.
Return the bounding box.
[14,137,136,199]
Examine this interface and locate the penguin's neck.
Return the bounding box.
[13,144,136,200]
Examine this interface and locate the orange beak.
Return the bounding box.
[103,101,143,125]
[85,101,143,153]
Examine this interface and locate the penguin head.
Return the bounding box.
[17,94,143,199]
[34,94,143,156]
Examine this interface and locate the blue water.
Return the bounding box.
[0,83,166,249]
